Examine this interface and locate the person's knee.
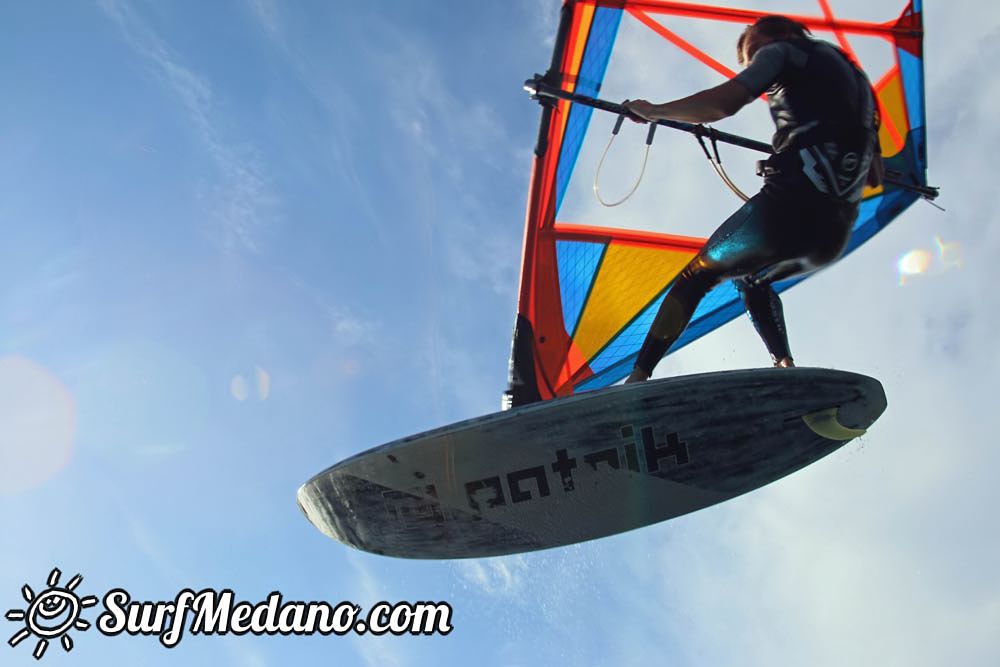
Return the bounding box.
[735,275,771,305]
[678,256,723,296]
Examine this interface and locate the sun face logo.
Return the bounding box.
[6,568,98,660]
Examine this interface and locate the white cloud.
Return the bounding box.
[521,0,560,48]
[245,0,283,44]
[238,1,391,245]
[455,555,530,596]
[374,28,510,178]
[332,311,376,347]
[98,0,279,254]
[345,552,406,667]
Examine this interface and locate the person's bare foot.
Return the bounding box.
[625,368,649,383]
[774,356,795,368]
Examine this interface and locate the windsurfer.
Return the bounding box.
[623,15,883,382]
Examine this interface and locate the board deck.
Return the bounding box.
[298,368,887,559]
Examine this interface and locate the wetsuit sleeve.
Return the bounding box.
[733,42,789,97]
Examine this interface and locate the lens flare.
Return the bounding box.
[0,357,76,496]
[230,375,250,401]
[256,367,271,400]
[232,367,271,400]
[896,248,932,285]
[897,236,963,285]
[934,235,963,270]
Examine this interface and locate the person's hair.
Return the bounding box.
[737,15,811,65]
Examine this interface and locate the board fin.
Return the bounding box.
[802,407,867,441]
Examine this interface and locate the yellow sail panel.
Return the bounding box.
[877,71,909,158]
[572,244,696,360]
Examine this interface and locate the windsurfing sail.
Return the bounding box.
[505,0,932,407]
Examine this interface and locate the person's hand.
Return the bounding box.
[623,99,656,123]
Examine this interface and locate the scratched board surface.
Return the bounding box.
[298,368,887,559]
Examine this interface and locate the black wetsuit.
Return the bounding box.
[635,37,878,375]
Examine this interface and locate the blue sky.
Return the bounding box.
[2,1,998,665]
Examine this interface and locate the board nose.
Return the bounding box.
[296,484,332,538]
